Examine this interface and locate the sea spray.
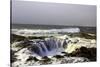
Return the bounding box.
[12,28,80,37]
[27,36,70,57]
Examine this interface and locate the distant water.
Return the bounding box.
[11,24,96,33]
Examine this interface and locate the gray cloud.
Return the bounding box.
[12,0,96,27]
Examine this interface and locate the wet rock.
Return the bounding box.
[42,56,49,59]
[10,49,17,63]
[53,55,64,59]
[11,34,26,43]
[11,42,24,51]
[26,56,39,62]
[28,36,46,39]
[61,52,68,56]
[69,47,96,61]
[38,56,52,65]
[41,56,52,64]
[80,33,96,39]
[35,56,42,60]
[11,40,34,52]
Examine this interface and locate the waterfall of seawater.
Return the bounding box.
[29,37,68,57]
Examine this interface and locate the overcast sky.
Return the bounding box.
[12,0,96,27]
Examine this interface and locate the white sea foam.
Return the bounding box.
[12,28,80,36]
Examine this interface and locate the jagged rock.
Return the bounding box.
[69,47,96,61]
[11,33,96,67]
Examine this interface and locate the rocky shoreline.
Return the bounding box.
[11,32,96,67]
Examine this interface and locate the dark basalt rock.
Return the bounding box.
[11,34,26,43]
[61,52,68,55]
[39,56,52,65]
[69,47,96,61]
[33,57,39,61]
[42,56,49,59]
[42,56,51,62]
[26,56,39,62]
[53,55,64,59]
[28,36,46,39]
[26,56,34,61]
[61,52,69,56]
[10,49,17,63]
[14,42,30,48]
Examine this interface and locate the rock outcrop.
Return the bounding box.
[11,33,96,67]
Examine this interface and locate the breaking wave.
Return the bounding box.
[12,28,80,36]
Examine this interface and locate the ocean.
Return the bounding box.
[11,24,96,33]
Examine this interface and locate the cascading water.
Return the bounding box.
[28,37,68,57]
